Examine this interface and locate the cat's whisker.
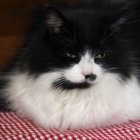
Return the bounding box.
[103,67,119,71]
[100,21,111,43]
[126,19,140,25]
[100,28,119,44]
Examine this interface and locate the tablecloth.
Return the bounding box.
[0,112,140,140]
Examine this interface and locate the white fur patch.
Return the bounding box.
[64,52,103,84]
[5,69,140,129]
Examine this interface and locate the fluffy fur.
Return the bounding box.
[1,0,140,129]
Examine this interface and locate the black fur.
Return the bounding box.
[53,77,90,90]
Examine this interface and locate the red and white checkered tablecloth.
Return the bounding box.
[0,112,140,140]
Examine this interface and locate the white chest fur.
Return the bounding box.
[5,72,140,129]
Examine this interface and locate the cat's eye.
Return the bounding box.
[66,52,76,59]
[95,52,106,59]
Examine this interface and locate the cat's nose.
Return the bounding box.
[85,74,97,81]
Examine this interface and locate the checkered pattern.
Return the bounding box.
[0,112,140,140]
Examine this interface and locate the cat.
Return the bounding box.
[1,0,140,129]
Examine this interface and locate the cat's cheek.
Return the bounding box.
[63,65,85,83]
[91,65,104,84]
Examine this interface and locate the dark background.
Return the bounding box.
[0,0,80,72]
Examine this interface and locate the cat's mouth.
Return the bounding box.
[52,77,91,90]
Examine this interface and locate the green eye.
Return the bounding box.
[66,52,76,58]
[95,52,106,59]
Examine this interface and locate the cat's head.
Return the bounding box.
[21,5,139,90]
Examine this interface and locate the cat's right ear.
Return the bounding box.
[45,7,65,33]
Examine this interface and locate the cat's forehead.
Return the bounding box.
[45,7,120,50]
[67,10,105,27]
[66,10,109,45]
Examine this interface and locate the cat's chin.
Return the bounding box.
[52,77,92,90]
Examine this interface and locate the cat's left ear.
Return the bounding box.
[45,7,65,33]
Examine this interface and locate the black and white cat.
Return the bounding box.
[1,0,140,129]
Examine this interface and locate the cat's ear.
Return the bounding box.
[45,7,64,33]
